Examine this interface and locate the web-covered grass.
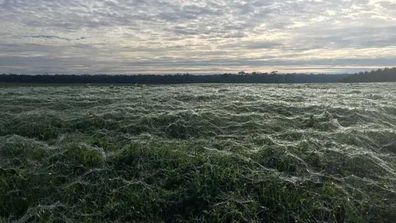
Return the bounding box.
[0,83,395,222]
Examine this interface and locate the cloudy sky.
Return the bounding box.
[0,0,395,74]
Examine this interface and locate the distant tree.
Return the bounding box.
[340,67,396,83]
[0,72,355,84]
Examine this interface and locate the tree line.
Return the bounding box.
[0,68,394,84]
[340,68,396,83]
[0,73,348,84]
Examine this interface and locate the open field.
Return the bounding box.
[1,83,395,222]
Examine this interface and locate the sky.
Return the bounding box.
[0,0,395,74]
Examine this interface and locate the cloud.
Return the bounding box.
[22,35,87,41]
[0,0,395,74]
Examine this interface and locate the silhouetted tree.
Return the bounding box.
[340,67,396,83]
[0,72,360,84]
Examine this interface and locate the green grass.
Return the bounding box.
[0,83,395,222]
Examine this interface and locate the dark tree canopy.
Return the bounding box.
[1,68,395,84]
[0,73,349,84]
[340,68,396,83]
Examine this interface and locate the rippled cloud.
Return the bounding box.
[0,0,395,74]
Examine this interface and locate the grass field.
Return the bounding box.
[0,83,395,222]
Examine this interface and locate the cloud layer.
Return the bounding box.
[0,0,395,74]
